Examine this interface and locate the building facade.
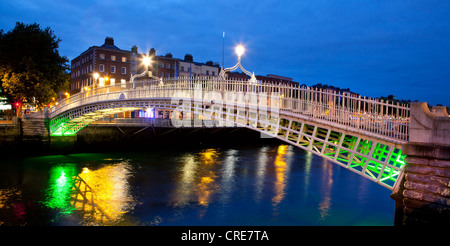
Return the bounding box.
[70,37,134,94]
[178,54,220,77]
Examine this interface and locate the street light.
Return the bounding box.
[220,44,257,83]
[143,55,151,69]
[130,54,162,87]
[93,72,99,88]
[235,45,245,58]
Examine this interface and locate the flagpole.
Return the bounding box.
[222,32,225,69]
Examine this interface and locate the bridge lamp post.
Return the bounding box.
[130,55,162,87]
[220,44,257,83]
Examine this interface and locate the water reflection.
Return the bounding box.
[43,164,77,215]
[74,161,135,225]
[0,188,24,225]
[219,149,238,204]
[196,149,219,207]
[255,146,269,202]
[172,154,197,207]
[41,160,135,225]
[0,144,394,226]
[318,158,334,220]
[272,145,293,211]
[172,149,221,209]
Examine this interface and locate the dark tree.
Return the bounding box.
[0,22,70,115]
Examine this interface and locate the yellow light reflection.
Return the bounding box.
[72,161,134,224]
[272,145,293,210]
[172,149,220,210]
[196,149,219,207]
[199,148,219,165]
[0,188,21,209]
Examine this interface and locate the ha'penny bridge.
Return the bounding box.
[26,45,450,224]
[48,76,410,191]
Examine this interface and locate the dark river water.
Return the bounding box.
[0,143,394,226]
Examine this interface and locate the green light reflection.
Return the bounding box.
[43,164,77,215]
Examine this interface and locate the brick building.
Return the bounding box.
[70,37,134,94]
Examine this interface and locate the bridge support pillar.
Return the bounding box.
[391,102,450,225]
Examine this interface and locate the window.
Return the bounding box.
[121,67,126,74]
[111,55,116,61]
[166,63,170,69]
[121,79,126,88]
[111,65,116,73]
[99,53,105,59]
[206,70,209,75]
[99,64,105,72]
[181,66,184,71]
[122,57,127,62]
[110,78,115,86]
[212,71,215,76]
[159,63,164,68]
[99,77,105,86]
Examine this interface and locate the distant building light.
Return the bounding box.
[0,105,12,110]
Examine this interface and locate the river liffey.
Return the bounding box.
[0,143,394,226]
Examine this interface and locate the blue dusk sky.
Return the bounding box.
[1,0,449,106]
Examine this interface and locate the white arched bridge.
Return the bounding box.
[48,76,410,190]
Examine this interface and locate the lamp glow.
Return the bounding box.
[235,45,245,57]
[143,56,151,67]
[93,72,99,80]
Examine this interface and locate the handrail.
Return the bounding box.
[50,76,410,142]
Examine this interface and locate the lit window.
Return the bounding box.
[110,78,115,86]
[111,65,116,73]
[122,57,127,62]
[111,55,116,61]
[99,77,105,86]
[100,53,105,59]
[121,79,126,88]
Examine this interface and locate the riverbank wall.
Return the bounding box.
[0,119,279,158]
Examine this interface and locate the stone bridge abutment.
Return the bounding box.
[391,102,450,225]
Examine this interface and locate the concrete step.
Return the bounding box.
[21,118,48,137]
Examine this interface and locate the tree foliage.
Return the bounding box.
[0,22,70,108]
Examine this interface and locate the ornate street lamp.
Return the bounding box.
[220,44,257,83]
[130,55,163,87]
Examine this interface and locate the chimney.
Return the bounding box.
[131,45,138,54]
[104,37,114,46]
[184,54,193,62]
[149,48,156,57]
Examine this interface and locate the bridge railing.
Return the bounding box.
[50,76,410,142]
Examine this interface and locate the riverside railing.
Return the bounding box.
[49,76,410,142]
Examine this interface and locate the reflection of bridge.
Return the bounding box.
[48,77,411,190]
